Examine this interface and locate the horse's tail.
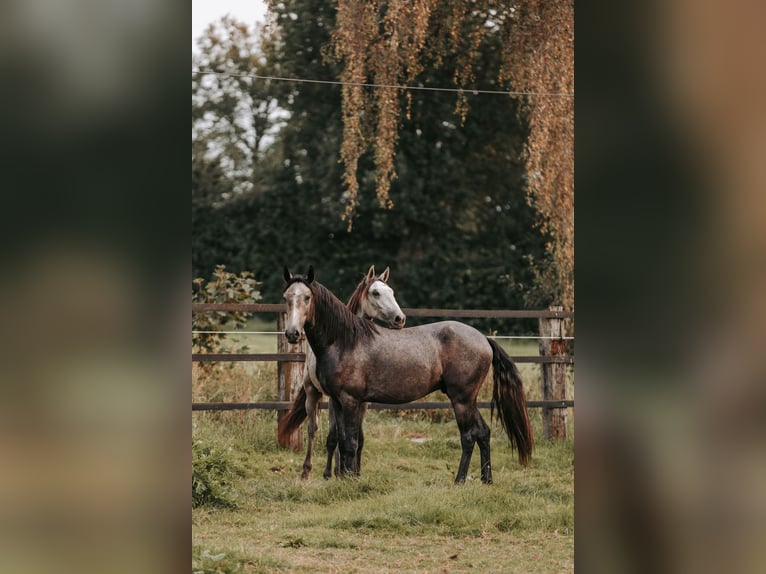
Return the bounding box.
[277,386,308,447]
[487,337,534,466]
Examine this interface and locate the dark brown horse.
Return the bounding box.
[277,266,405,479]
[280,267,533,484]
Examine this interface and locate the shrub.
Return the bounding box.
[192,265,261,353]
[192,437,242,509]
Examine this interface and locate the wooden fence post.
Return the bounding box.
[538,306,568,440]
[276,312,304,451]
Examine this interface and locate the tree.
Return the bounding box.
[503,1,574,312]
[192,16,286,279]
[192,16,285,196]
[329,1,574,310]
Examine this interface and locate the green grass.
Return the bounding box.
[223,317,279,354]
[192,360,573,573]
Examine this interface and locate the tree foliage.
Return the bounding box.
[329,0,574,309]
[503,1,574,311]
[329,0,434,223]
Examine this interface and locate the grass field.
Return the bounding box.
[192,326,574,573]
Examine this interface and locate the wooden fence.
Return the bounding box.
[192,304,573,445]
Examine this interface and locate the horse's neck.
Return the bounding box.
[305,286,365,357]
[306,282,377,359]
[305,286,347,355]
[303,323,326,357]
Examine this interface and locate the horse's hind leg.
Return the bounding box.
[452,403,490,483]
[301,384,321,480]
[475,411,492,484]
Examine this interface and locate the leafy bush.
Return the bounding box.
[192,437,242,509]
[192,265,261,353]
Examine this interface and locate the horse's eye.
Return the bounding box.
[372,290,380,297]
[304,295,310,303]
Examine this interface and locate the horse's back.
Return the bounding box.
[372,320,486,353]
[411,320,490,353]
[379,320,491,370]
[430,320,486,341]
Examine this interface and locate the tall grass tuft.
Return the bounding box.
[192,437,243,509]
[192,545,286,574]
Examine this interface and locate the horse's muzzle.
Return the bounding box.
[284,328,302,344]
[391,314,406,329]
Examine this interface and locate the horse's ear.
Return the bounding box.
[366,265,376,283]
[380,266,390,283]
[283,266,292,282]
[307,266,314,284]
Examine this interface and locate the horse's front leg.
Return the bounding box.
[331,403,364,477]
[336,396,362,477]
[323,401,338,479]
[301,382,321,480]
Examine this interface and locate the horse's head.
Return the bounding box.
[358,265,406,329]
[282,266,314,344]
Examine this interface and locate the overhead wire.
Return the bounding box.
[192,69,574,98]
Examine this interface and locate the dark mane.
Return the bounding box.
[307,280,378,349]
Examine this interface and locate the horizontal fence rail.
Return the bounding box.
[192,303,573,319]
[193,353,307,362]
[192,400,574,411]
[192,352,574,364]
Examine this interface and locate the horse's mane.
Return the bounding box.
[345,276,368,316]
[311,280,379,348]
[286,276,378,349]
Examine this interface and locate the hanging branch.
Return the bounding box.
[329,1,573,308]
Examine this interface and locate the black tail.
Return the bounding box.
[277,386,308,447]
[487,338,534,466]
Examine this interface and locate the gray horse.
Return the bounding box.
[281,267,533,484]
